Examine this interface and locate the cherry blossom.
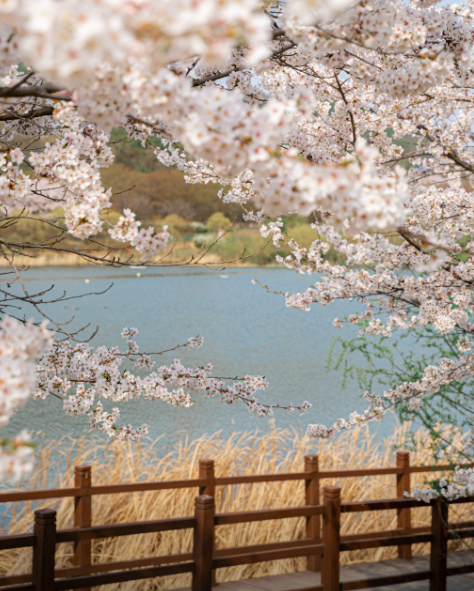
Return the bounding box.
[0,317,51,482]
[34,329,311,440]
[1,0,474,495]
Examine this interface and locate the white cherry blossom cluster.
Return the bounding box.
[0,146,28,205]
[1,102,170,261]
[411,466,474,502]
[253,141,407,229]
[27,104,115,239]
[34,328,310,440]
[109,209,170,262]
[188,336,204,350]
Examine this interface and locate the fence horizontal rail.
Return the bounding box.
[340,532,432,551]
[341,525,430,543]
[53,561,194,591]
[447,564,474,576]
[55,552,193,579]
[341,497,426,513]
[215,538,317,558]
[214,504,325,526]
[0,573,31,587]
[212,543,324,569]
[447,495,474,505]
[0,534,34,551]
[408,465,462,474]
[203,467,409,484]
[448,527,474,540]
[339,520,474,544]
[89,478,206,495]
[56,516,196,543]
[451,520,474,530]
[319,466,443,478]
[0,480,208,503]
[0,487,83,503]
[216,464,471,482]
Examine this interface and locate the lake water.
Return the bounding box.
[4,266,400,448]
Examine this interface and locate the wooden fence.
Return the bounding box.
[0,450,472,591]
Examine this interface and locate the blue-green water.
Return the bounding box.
[4,266,399,446]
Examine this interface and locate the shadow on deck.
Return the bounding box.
[178,550,474,590]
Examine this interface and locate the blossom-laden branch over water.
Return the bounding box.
[1,0,474,496]
[36,327,311,440]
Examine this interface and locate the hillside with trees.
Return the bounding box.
[104,129,243,223]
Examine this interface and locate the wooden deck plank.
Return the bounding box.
[175,550,474,591]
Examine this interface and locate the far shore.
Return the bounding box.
[0,252,275,267]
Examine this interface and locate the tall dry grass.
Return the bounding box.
[0,423,472,590]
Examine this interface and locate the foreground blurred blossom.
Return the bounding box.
[0,317,51,483]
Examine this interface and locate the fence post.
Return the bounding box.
[305,454,321,572]
[32,508,56,591]
[322,486,340,591]
[199,460,216,586]
[192,495,215,591]
[74,465,92,590]
[199,459,215,497]
[396,450,412,560]
[430,497,448,591]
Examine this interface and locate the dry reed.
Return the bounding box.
[0,422,472,590]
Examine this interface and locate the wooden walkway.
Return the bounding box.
[178,550,474,590]
[1,456,473,590]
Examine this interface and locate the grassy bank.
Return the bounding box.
[0,210,346,267]
[0,424,470,589]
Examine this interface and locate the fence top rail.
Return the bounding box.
[0,486,83,503]
[319,464,457,478]
[0,462,470,504]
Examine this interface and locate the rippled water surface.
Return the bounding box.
[4,265,399,447]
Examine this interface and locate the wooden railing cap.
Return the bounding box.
[199,459,214,467]
[195,495,214,507]
[34,508,56,522]
[75,465,92,474]
[323,486,341,498]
